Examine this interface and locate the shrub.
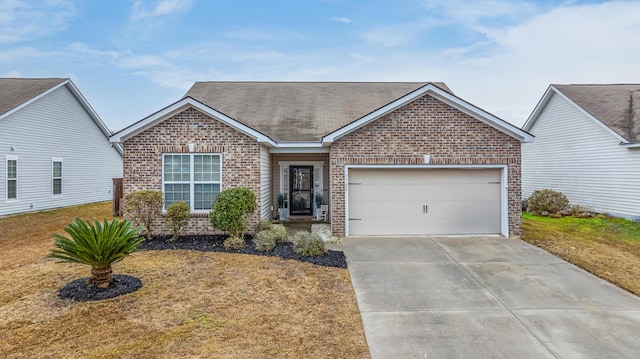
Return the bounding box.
[293,231,325,257]
[253,230,277,252]
[48,218,143,287]
[528,189,570,216]
[164,201,191,241]
[123,190,163,240]
[223,235,246,250]
[210,188,257,239]
[271,224,287,243]
[258,219,273,231]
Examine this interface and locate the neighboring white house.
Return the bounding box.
[522,84,640,220]
[0,78,123,216]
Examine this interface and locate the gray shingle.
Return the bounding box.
[554,84,640,143]
[184,82,451,142]
[0,78,67,117]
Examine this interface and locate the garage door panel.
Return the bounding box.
[426,200,501,219]
[348,168,502,236]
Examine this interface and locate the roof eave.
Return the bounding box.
[109,97,277,146]
[323,83,534,144]
[528,85,630,144]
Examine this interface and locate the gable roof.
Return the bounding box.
[0,78,123,155]
[185,82,450,142]
[525,84,640,144]
[110,81,533,146]
[0,78,67,116]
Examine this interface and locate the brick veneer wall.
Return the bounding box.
[329,94,523,237]
[122,107,262,235]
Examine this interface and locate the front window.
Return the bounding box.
[6,157,17,200]
[52,159,63,196]
[163,154,221,211]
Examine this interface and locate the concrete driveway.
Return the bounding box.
[341,236,640,359]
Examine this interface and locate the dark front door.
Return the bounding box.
[290,166,313,215]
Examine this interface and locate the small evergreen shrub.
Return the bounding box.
[164,201,191,241]
[527,189,570,216]
[123,190,163,240]
[223,235,246,250]
[48,218,143,287]
[271,224,287,243]
[253,230,277,252]
[210,188,257,239]
[258,219,273,231]
[293,231,325,257]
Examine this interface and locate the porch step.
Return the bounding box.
[286,215,314,221]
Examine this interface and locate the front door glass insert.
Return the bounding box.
[290,166,313,215]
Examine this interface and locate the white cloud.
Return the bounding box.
[330,16,352,24]
[2,70,20,77]
[0,0,75,43]
[130,0,193,20]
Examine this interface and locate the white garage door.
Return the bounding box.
[348,168,502,236]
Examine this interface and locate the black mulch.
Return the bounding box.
[139,235,348,268]
[59,274,143,302]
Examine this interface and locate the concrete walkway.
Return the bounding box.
[341,236,640,359]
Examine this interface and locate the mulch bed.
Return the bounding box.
[59,275,143,302]
[140,235,348,268]
[58,235,347,302]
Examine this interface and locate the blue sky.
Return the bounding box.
[2,0,640,131]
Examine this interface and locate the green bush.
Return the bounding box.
[223,235,246,250]
[528,189,570,216]
[123,190,163,240]
[271,224,287,243]
[210,188,257,239]
[164,201,191,241]
[48,218,143,287]
[293,231,325,257]
[253,230,277,252]
[258,219,273,231]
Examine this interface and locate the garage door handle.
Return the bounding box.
[349,218,362,221]
[423,204,428,214]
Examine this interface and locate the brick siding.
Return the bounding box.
[122,107,262,235]
[329,94,523,237]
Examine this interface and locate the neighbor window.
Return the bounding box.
[163,154,221,211]
[6,156,17,200]
[52,158,63,196]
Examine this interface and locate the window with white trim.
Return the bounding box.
[6,156,17,200]
[163,154,221,211]
[52,158,63,196]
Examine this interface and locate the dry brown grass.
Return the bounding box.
[522,213,640,296]
[0,202,369,358]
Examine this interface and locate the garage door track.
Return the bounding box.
[342,236,640,358]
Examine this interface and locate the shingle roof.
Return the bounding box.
[184,82,452,142]
[553,84,640,143]
[0,78,67,117]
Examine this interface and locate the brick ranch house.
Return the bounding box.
[109,82,533,237]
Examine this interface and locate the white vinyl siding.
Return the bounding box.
[260,145,272,220]
[0,85,122,216]
[163,154,221,211]
[6,156,18,201]
[52,158,63,196]
[523,93,640,219]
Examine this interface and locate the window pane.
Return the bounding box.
[7,180,16,199]
[164,155,190,182]
[53,162,62,178]
[7,160,16,179]
[164,183,190,208]
[194,155,220,181]
[53,178,62,195]
[194,184,220,210]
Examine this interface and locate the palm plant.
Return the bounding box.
[48,217,143,287]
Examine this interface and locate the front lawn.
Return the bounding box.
[0,202,369,358]
[522,213,640,296]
